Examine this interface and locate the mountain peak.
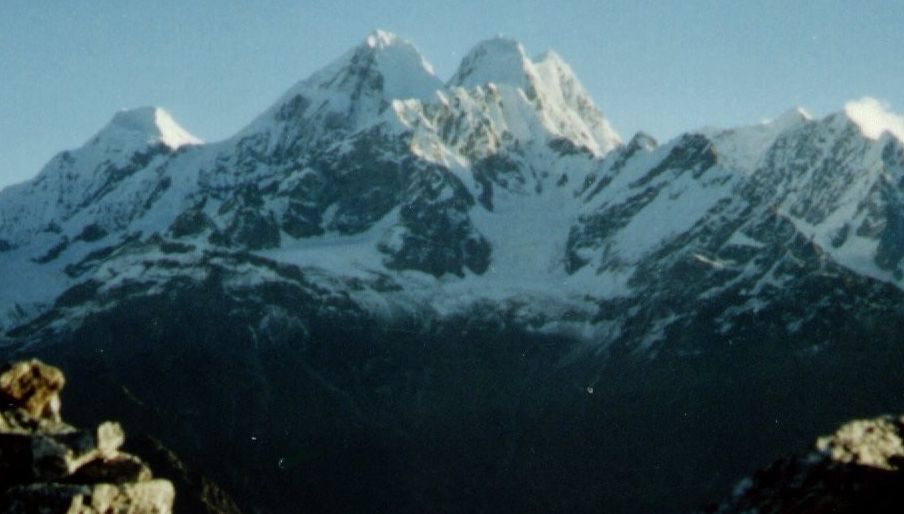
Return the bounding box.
[364,29,401,49]
[92,107,202,151]
[290,31,440,105]
[237,31,442,137]
[446,37,621,155]
[843,97,904,143]
[355,30,441,101]
[449,36,531,90]
[772,107,812,126]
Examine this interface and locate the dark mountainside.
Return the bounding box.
[11,280,904,514]
[2,31,904,513]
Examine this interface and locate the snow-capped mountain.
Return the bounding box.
[2,31,904,346]
[4,30,904,514]
[0,31,615,333]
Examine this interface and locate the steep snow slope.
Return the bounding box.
[447,36,621,156]
[0,107,202,245]
[236,29,443,153]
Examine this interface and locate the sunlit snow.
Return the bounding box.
[99,107,203,150]
[844,97,904,143]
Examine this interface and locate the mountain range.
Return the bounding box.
[2,31,904,514]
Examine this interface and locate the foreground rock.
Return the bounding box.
[702,415,904,513]
[0,359,174,514]
[124,436,244,514]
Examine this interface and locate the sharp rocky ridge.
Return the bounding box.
[1,30,904,351]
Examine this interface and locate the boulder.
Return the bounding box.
[0,360,64,423]
[0,359,175,514]
[701,415,904,513]
[2,481,174,514]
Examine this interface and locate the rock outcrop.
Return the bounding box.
[0,359,174,514]
[123,436,244,514]
[702,415,904,513]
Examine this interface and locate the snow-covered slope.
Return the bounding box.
[2,31,904,354]
[0,106,206,326]
[236,29,443,153]
[845,97,904,143]
[0,107,201,243]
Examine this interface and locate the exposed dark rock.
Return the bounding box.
[168,208,216,239]
[75,224,108,243]
[629,133,716,188]
[32,238,70,265]
[380,179,490,277]
[548,136,592,156]
[227,208,281,250]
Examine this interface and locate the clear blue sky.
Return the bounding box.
[2,0,903,189]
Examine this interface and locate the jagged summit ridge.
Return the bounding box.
[238,31,620,157]
[446,36,621,155]
[343,29,443,102]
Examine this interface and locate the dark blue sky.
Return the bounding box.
[2,0,903,188]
